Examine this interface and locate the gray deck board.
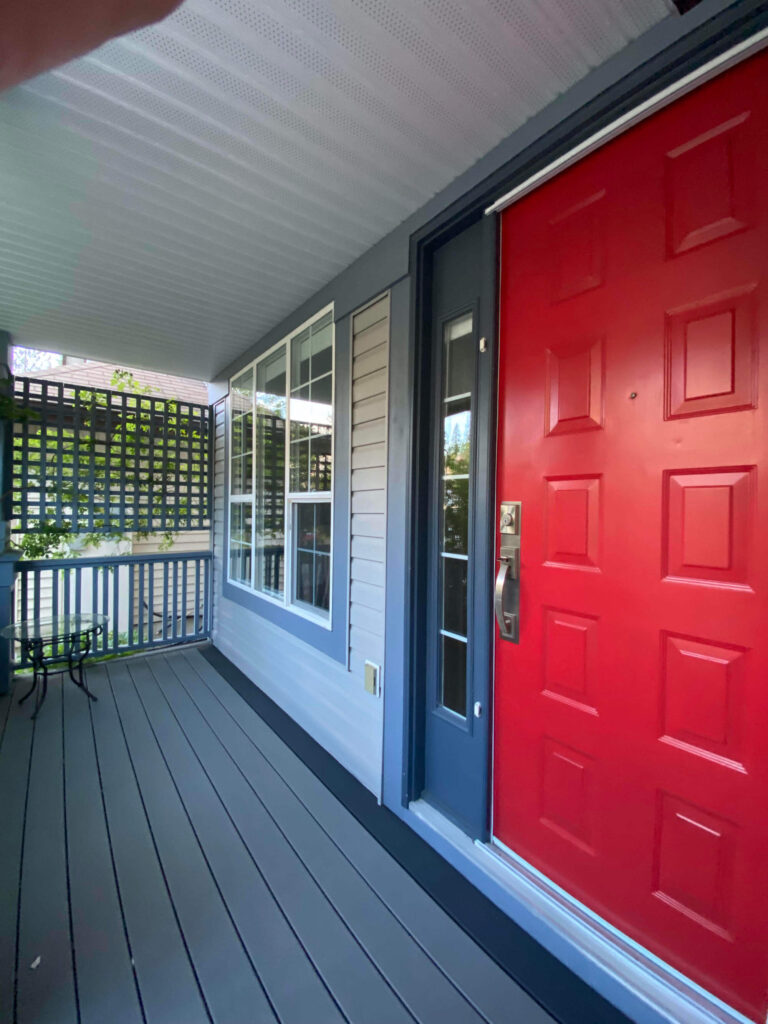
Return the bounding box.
[62,679,143,1024]
[85,663,209,1024]
[141,656,413,1024]
[127,657,345,1024]
[180,649,553,1024]
[16,686,77,1024]
[159,654,486,1024]
[0,690,34,1024]
[106,660,276,1024]
[0,648,556,1024]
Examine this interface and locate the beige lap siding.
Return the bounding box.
[349,294,389,679]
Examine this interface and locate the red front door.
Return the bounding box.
[493,51,768,1021]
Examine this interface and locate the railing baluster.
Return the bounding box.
[172,559,179,641]
[162,560,169,643]
[138,562,145,646]
[112,561,120,652]
[101,563,109,654]
[148,559,155,646]
[128,563,135,650]
[194,557,201,637]
[181,558,188,640]
[204,555,210,636]
[51,568,59,658]
[33,570,40,624]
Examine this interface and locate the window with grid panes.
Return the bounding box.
[228,307,334,622]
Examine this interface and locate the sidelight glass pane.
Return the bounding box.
[443,477,469,554]
[443,396,471,476]
[437,311,474,718]
[444,314,474,399]
[442,557,467,637]
[441,634,467,717]
[255,346,286,598]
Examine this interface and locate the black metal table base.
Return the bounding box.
[18,628,101,719]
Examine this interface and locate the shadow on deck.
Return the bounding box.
[0,647,577,1023]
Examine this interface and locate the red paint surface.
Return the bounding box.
[493,52,768,1021]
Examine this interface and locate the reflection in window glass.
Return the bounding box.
[230,368,253,496]
[228,308,334,624]
[438,312,474,717]
[289,312,333,494]
[229,503,253,584]
[255,347,286,598]
[294,502,331,615]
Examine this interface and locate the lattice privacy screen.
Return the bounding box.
[12,377,210,534]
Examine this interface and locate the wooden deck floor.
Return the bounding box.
[0,647,554,1024]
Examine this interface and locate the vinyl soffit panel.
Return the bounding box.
[0,0,675,378]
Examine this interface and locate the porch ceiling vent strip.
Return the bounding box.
[485,26,768,217]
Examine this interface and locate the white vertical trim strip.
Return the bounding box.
[485,28,768,217]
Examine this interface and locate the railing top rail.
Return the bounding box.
[18,551,212,571]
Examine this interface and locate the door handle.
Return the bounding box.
[496,501,521,644]
[495,560,519,643]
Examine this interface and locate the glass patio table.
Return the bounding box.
[1,613,108,718]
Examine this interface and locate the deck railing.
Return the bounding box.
[13,551,212,665]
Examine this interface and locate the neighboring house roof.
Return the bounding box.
[33,361,209,406]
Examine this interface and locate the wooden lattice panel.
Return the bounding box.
[12,376,210,534]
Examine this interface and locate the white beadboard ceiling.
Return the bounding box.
[0,0,675,380]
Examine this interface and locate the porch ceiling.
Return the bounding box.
[0,0,674,380]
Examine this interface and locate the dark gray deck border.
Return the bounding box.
[201,644,631,1024]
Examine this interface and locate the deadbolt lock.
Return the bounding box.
[499,501,520,535]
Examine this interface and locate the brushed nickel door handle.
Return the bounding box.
[496,500,521,644]
[495,561,519,643]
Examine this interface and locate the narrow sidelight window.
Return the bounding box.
[438,312,474,716]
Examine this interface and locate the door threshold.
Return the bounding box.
[407,799,751,1024]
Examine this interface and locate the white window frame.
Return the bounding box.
[227,304,335,629]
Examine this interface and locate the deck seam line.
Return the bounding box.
[103,665,215,1024]
[145,654,351,1024]
[13,701,36,1024]
[123,661,281,1024]
[60,684,82,1023]
[0,685,13,755]
[178,650,495,1022]
[86,674,148,1023]
[162,653,421,1024]
[197,646,570,1023]
[144,655,352,1024]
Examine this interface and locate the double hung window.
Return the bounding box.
[228,307,334,622]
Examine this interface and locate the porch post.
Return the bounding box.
[0,331,18,694]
